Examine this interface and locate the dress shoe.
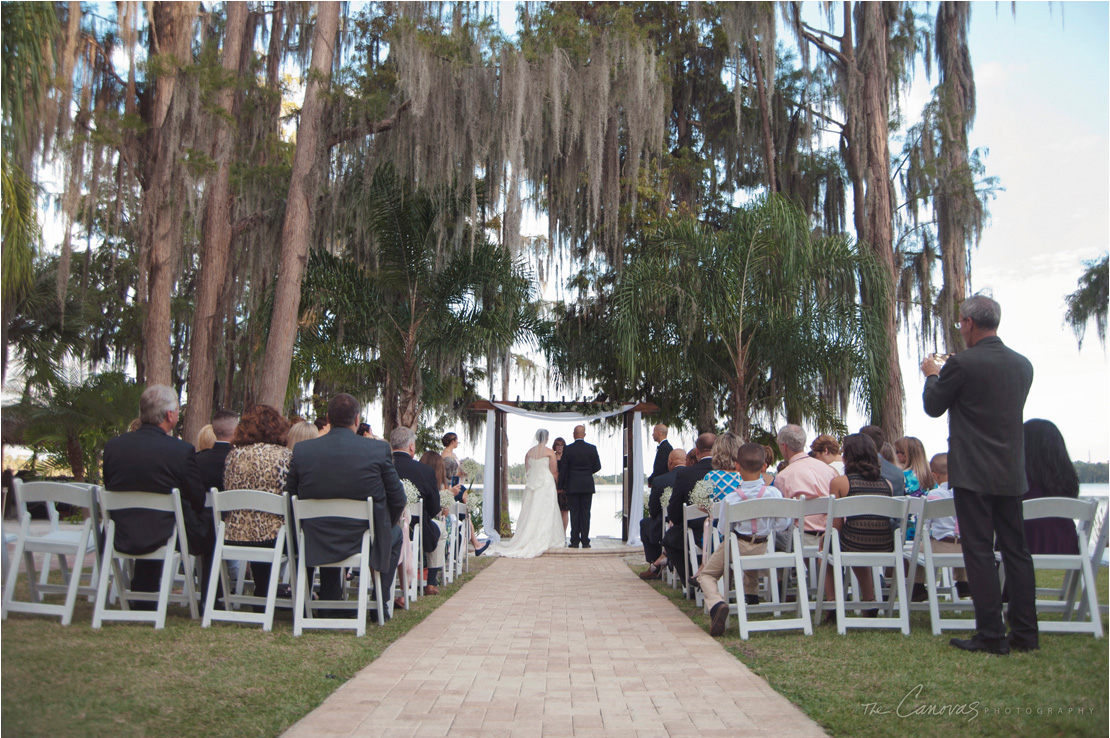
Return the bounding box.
[582,542,591,549]
[911,582,928,602]
[956,581,971,598]
[821,610,837,626]
[425,585,440,596]
[640,566,662,580]
[744,594,761,606]
[950,635,1010,655]
[709,602,729,637]
[475,541,491,556]
[569,543,580,549]
[1007,634,1040,653]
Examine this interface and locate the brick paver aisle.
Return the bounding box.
[282,555,828,738]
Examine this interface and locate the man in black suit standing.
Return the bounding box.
[639,448,687,579]
[662,433,715,586]
[648,423,673,486]
[286,393,405,605]
[196,410,239,491]
[102,385,211,606]
[558,425,602,548]
[390,427,445,594]
[923,295,1037,655]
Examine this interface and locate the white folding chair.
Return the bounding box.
[1022,497,1104,638]
[203,490,293,631]
[683,504,708,601]
[93,488,199,629]
[903,497,975,634]
[815,495,910,635]
[720,497,812,639]
[408,502,426,595]
[780,496,830,609]
[2,480,101,625]
[452,502,470,579]
[443,512,456,586]
[1073,500,1108,623]
[292,496,383,636]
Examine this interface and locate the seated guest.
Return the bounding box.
[391,428,444,594]
[102,385,211,608]
[313,415,330,434]
[196,424,216,452]
[418,450,452,591]
[1022,418,1080,555]
[662,433,716,585]
[639,448,687,579]
[197,410,239,492]
[445,456,488,555]
[705,432,745,504]
[774,424,838,551]
[286,393,405,611]
[287,420,319,449]
[810,434,844,476]
[357,422,374,438]
[222,405,291,607]
[895,436,936,496]
[912,453,969,599]
[701,442,790,636]
[823,434,894,621]
[860,425,906,496]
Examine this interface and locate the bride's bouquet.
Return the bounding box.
[689,479,714,513]
[402,479,421,506]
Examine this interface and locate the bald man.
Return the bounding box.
[558,425,602,548]
[648,423,673,486]
[640,448,688,579]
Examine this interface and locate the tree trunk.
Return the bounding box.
[66,434,85,483]
[856,2,904,441]
[752,47,777,193]
[182,2,248,445]
[139,1,199,388]
[257,2,340,410]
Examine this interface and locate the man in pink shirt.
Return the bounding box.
[773,424,838,548]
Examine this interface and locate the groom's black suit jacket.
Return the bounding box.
[558,439,602,495]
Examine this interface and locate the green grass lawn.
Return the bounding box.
[1,556,495,738]
[637,566,1109,738]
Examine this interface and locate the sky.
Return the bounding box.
[427,2,1110,475]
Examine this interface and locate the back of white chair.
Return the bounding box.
[408,502,425,595]
[1022,496,1103,638]
[203,490,292,631]
[683,504,708,601]
[291,496,382,636]
[904,496,975,635]
[721,497,811,639]
[93,488,198,629]
[2,480,100,625]
[816,494,910,636]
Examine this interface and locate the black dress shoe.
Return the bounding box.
[569,542,580,549]
[709,602,729,637]
[582,542,591,549]
[950,635,1010,655]
[744,594,761,606]
[1007,634,1040,653]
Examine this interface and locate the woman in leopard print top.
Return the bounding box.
[223,405,291,599]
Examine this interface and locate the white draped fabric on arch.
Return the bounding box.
[478,402,648,545]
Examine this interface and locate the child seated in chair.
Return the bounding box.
[912,453,969,600]
[699,442,791,637]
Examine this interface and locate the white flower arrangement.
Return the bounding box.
[440,489,457,512]
[643,495,651,518]
[467,491,482,514]
[689,479,714,512]
[402,479,421,506]
[659,486,673,513]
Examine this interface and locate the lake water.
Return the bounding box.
[476,482,1109,540]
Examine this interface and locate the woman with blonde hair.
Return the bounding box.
[286,420,319,449]
[196,424,216,452]
[894,436,935,495]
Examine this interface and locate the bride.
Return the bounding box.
[489,429,566,558]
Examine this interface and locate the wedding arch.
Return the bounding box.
[468,399,659,544]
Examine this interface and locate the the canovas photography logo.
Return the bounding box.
[861,684,981,723]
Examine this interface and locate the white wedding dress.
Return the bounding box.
[489,452,566,558]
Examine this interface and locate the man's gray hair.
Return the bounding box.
[140,385,178,425]
[960,294,1001,330]
[777,424,806,454]
[389,426,416,451]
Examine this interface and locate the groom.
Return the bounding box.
[558,425,602,548]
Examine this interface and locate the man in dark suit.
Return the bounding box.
[102,385,211,606]
[648,423,673,486]
[662,432,716,585]
[196,409,238,491]
[639,448,687,579]
[286,393,405,605]
[390,426,445,594]
[923,295,1037,655]
[558,425,602,548]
